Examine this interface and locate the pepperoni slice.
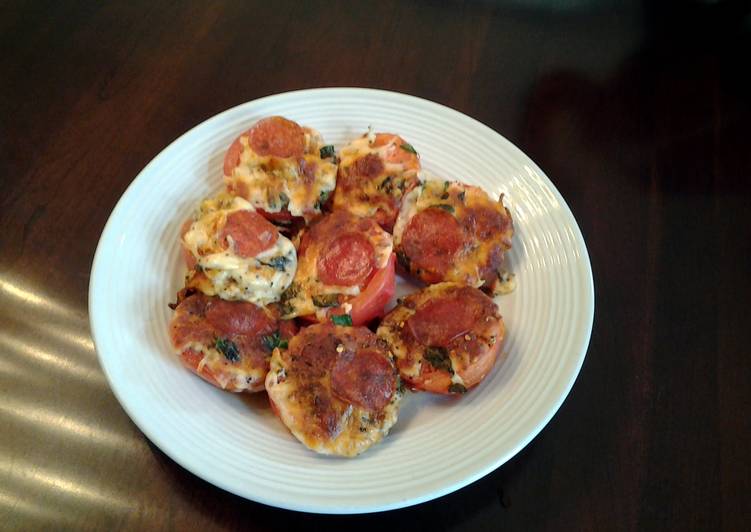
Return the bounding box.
[220,210,278,258]
[247,116,305,158]
[204,299,276,336]
[298,332,339,379]
[406,287,494,347]
[350,153,384,179]
[331,349,394,411]
[317,233,375,287]
[400,207,463,280]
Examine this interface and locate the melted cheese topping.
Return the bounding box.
[225,128,337,220]
[182,194,297,305]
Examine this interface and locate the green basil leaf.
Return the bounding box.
[378,175,394,193]
[424,346,453,374]
[400,143,417,154]
[278,283,299,317]
[261,330,288,352]
[331,314,353,326]
[259,255,289,271]
[319,145,336,159]
[315,189,331,211]
[448,383,467,394]
[215,337,240,362]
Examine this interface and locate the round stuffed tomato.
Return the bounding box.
[180,193,297,306]
[278,210,395,326]
[393,180,515,294]
[332,132,420,232]
[377,282,505,395]
[169,292,297,392]
[223,116,338,223]
[265,323,402,456]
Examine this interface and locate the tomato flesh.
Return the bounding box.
[348,253,396,326]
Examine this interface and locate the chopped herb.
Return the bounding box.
[262,330,288,352]
[396,249,411,271]
[400,143,417,155]
[331,314,353,326]
[215,337,240,362]
[312,293,340,307]
[448,383,467,394]
[434,204,455,213]
[278,283,299,316]
[319,145,336,159]
[278,191,289,209]
[439,181,451,198]
[261,256,288,271]
[315,189,331,210]
[378,175,394,194]
[424,346,453,374]
[259,255,289,271]
[458,190,466,202]
[396,375,406,394]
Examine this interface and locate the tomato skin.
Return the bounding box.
[457,337,502,390]
[179,348,225,391]
[348,253,396,327]
[223,133,246,176]
[372,133,420,169]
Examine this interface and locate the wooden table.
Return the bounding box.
[2,1,749,529]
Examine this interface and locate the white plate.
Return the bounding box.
[89,88,594,514]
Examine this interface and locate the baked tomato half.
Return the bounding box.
[347,252,396,326]
[223,116,338,223]
[377,282,505,395]
[278,211,394,326]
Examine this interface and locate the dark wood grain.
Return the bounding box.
[1,1,749,530]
